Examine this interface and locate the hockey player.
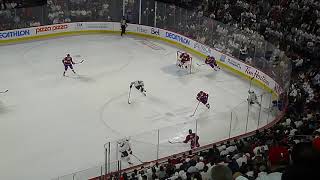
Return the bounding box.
[205,55,220,70]
[247,90,261,106]
[197,91,210,109]
[120,16,128,36]
[178,52,192,69]
[130,80,146,96]
[62,54,76,76]
[118,138,133,165]
[183,129,200,149]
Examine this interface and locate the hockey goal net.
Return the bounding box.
[176,51,192,74]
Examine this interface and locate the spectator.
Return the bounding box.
[210,165,233,180]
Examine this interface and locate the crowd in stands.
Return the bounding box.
[0,0,18,10]
[0,0,120,30]
[47,0,123,24]
[0,2,42,31]
[0,0,319,179]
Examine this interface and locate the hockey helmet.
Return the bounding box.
[67,54,70,57]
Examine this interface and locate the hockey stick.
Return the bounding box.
[249,76,254,90]
[74,60,84,64]
[197,62,220,71]
[0,90,8,93]
[190,101,201,117]
[128,87,132,104]
[132,154,144,163]
[168,140,184,144]
[196,63,206,66]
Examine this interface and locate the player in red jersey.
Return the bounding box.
[205,55,220,70]
[178,52,191,68]
[197,91,210,109]
[62,54,76,76]
[183,129,200,149]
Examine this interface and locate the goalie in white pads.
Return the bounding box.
[118,138,133,165]
[177,52,192,69]
[130,80,146,96]
[247,90,261,106]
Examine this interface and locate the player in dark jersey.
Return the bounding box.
[120,16,128,36]
[197,91,210,109]
[183,129,200,149]
[62,54,76,76]
[205,56,220,70]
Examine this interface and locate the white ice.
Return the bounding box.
[0,35,274,180]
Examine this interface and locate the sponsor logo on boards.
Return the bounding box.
[36,24,68,34]
[0,30,30,39]
[245,66,270,86]
[165,32,190,45]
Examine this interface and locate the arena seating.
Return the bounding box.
[0,0,319,179]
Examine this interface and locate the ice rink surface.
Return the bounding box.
[0,35,274,180]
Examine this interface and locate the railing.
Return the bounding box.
[0,0,291,180]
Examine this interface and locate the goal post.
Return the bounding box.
[176,51,192,74]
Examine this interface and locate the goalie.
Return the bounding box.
[247,90,261,106]
[205,55,220,70]
[177,52,192,69]
[118,138,133,165]
[197,91,210,109]
[130,80,146,96]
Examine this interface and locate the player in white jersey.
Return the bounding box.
[130,80,146,96]
[247,90,261,106]
[118,138,133,165]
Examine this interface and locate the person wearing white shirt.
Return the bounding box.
[195,157,205,171]
[217,144,226,152]
[226,145,237,153]
[236,154,248,167]
[200,166,210,180]
[255,172,282,180]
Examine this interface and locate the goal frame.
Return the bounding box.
[176,51,192,74]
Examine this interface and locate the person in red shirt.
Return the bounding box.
[268,142,289,166]
[183,129,200,149]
